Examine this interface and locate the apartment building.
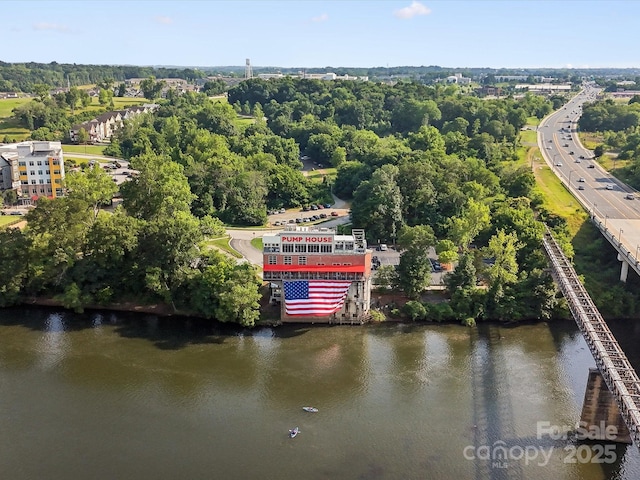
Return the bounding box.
[0,141,65,201]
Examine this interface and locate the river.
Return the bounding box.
[1,306,640,480]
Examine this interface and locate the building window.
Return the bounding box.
[39,179,44,184]
[307,244,320,253]
[31,180,36,184]
[282,244,294,253]
[54,179,61,184]
[335,242,344,251]
[40,188,45,193]
[268,255,277,265]
[298,256,307,265]
[320,245,332,253]
[19,161,26,167]
[30,171,35,175]
[45,170,50,175]
[295,244,307,253]
[53,170,60,175]
[284,256,292,265]
[53,160,59,165]
[21,180,28,185]
[345,242,354,250]
[37,161,42,166]
[38,170,43,175]
[29,161,34,166]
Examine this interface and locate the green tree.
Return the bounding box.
[76,127,89,145]
[396,247,432,299]
[351,164,404,243]
[484,229,520,286]
[121,152,196,221]
[140,76,166,100]
[33,83,51,102]
[64,165,118,220]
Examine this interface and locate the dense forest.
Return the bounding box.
[0,62,206,93]
[1,76,580,325]
[578,98,640,186]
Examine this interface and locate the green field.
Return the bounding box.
[519,129,537,144]
[526,116,541,126]
[250,237,263,251]
[207,236,243,258]
[63,144,106,155]
[0,215,23,227]
[0,98,31,141]
[534,163,588,236]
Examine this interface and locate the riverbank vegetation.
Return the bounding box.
[4,74,638,324]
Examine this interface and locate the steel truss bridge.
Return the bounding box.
[543,227,640,445]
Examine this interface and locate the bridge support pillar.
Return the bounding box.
[579,368,631,443]
[618,254,629,283]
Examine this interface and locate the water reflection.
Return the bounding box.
[0,308,639,480]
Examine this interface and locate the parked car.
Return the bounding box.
[324,203,332,208]
[588,163,596,168]
[379,244,388,251]
[331,211,339,216]
[606,184,615,190]
[626,193,635,200]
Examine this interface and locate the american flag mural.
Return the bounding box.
[283,280,352,316]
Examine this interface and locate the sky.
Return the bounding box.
[4,0,640,69]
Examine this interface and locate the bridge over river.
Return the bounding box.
[543,228,640,446]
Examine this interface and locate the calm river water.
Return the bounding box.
[2,307,640,480]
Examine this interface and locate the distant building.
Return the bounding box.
[0,141,65,202]
[445,73,471,85]
[69,104,158,143]
[515,83,571,92]
[262,225,372,323]
[610,90,640,99]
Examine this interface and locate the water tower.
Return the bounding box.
[245,58,253,79]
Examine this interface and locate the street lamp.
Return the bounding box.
[592,202,597,218]
[604,214,609,229]
[568,170,575,187]
[619,228,624,244]
[635,245,639,263]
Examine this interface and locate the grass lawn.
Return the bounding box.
[306,168,337,183]
[519,129,537,144]
[0,98,31,118]
[251,237,263,251]
[0,98,31,141]
[578,132,603,151]
[235,116,255,130]
[207,236,243,258]
[534,162,588,236]
[526,116,541,127]
[63,144,106,155]
[0,216,23,227]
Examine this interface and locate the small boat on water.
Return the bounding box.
[289,427,300,438]
[302,407,318,413]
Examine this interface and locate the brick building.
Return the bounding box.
[262,225,372,323]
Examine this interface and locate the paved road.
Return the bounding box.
[539,84,640,262]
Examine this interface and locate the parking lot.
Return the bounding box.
[370,245,449,286]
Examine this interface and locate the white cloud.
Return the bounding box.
[311,13,329,22]
[33,22,70,33]
[394,1,431,19]
[154,15,173,25]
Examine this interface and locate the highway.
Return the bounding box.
[539,85,640,265]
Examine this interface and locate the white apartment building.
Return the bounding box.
[0,141,65,202]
